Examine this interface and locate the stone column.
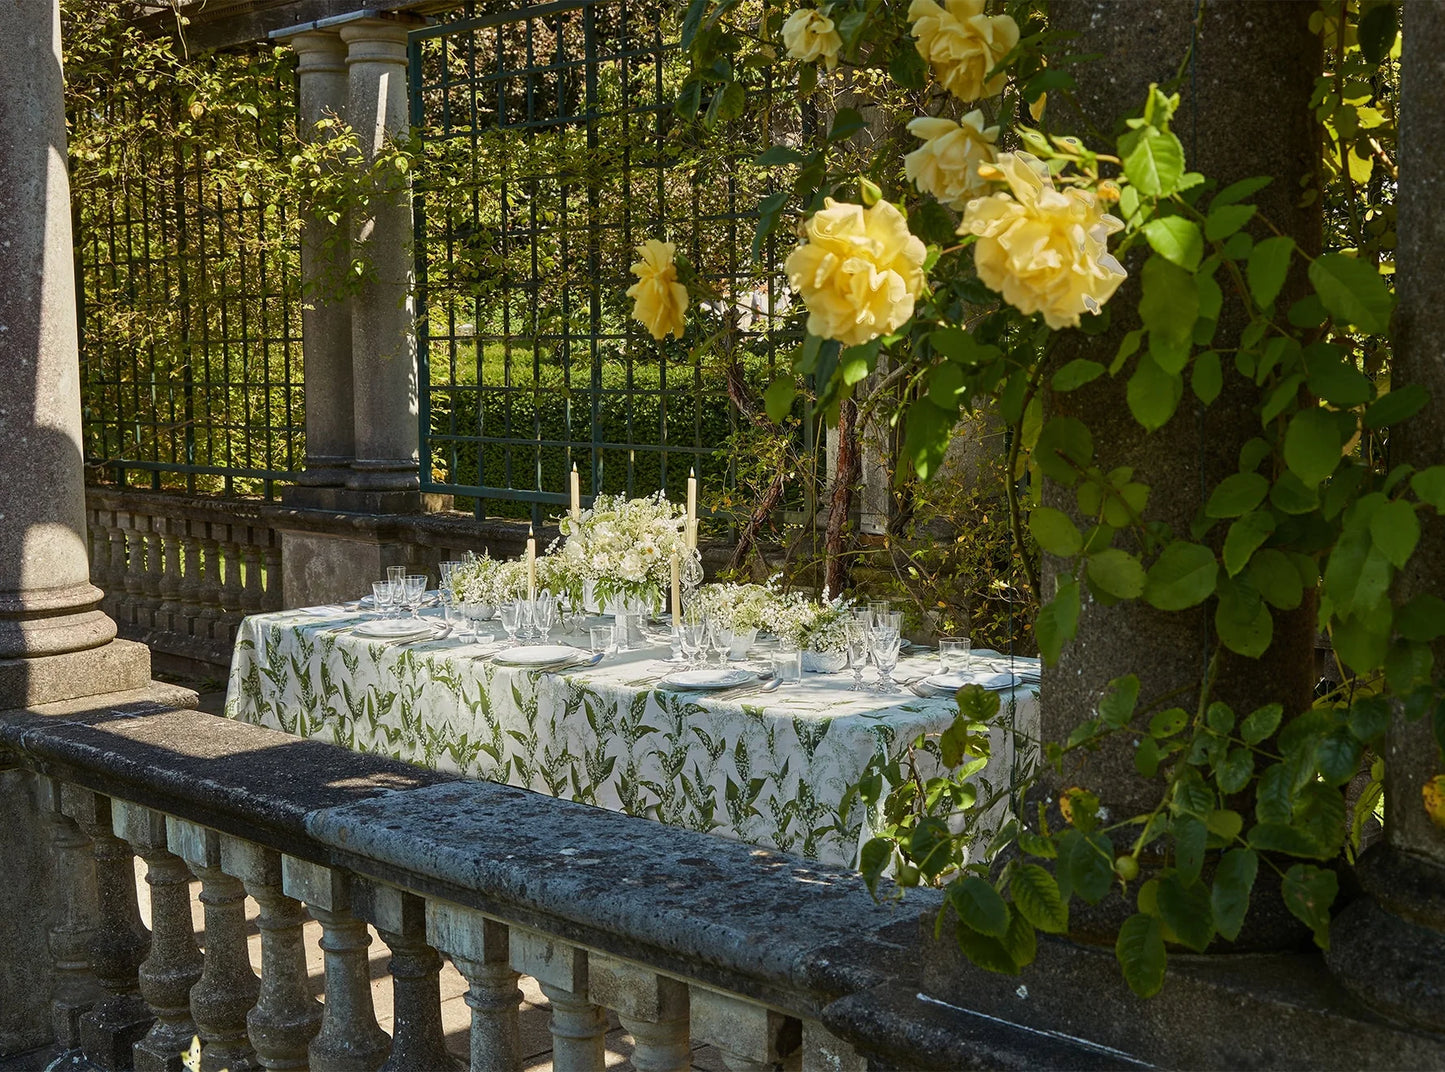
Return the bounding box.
[1037,0,1321,941]
[509,930,606,1072]
[41,778,102,1051]
[272,28,355,498]
[0,0,150,706]
[1327,2,1445,1029]
[340,16,421,503]
[426,901,522,1072]
[588,955,690,1072]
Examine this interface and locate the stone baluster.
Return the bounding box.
[690,988,798,1072]
[509,929,605,1072]
[42,778,102,1050]
[196,533,223,623]
[356,883,462,1072]
[62,786,154,1071]
[143,519,167,624]
[176,524,205,638]
[241,539,266,613]
[113,801,203,1072]
[588,954,690,1072]
[168,818,260,1072]
[220,837,322,1070]
[218,531,246,618]
[426,900,522,1072]
[87,509,111,592]
[107,520,130,620]
[261,543,283,611]
[158,518,185,625]
[800,1021,866,1072]
[281,857,391,1071]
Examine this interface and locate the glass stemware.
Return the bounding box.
[708,616,734,667]
[372,581,394,620]
[532,590,556,641]
[845,614,870,692]
[499,600,522,645]
[680,611,706,669]
[870,628,902,693]
[403,574,427,620]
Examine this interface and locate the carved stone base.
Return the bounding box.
[78,995,153,1072]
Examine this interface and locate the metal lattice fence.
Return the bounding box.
[71,45,305,500]
[410,0,811,522]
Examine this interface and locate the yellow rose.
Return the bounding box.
[960,152,1127,330]
[904,110,1000,210]
[626,239,688,340]
[782,8,842,68]
[908,0,1019,103]
[785,198,928,347]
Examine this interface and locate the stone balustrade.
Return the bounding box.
[0,697,972,1072]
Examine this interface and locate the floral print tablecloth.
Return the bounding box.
[224,606,1039,868]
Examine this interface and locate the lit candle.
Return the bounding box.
[671,550,682,622]
[526,524,537,599]
[686,467,697,529]
[570,462,581,523]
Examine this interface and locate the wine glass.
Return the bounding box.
[708,616,735,667]
[870,620,902,694]
[532,590,556,641]
[371,581,394,620]
[680,610,706,669]
[499,600,522,646]
[403,575,427,620]
[845,613,870,692]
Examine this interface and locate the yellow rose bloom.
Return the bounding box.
[785,198,928,347]
[960,152,1127,330]
[908,0,1019,103]
[782,8,842,68]
[904,111,1000,210]
[626,239,688,341]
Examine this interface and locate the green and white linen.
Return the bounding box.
[224,606,1039,868]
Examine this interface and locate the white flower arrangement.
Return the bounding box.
[692,582,776,632]
[551,492,687,608]
[450,551,528,606]
[772,587,854,652]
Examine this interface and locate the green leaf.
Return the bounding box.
[1011,864,1069,934]
[1127,353,1184,432]
[1173,815,1207,885]
[1283,408,1342,488]
[1121,126,1185,197]
[1212,176,1271,209]
[1306,355,1373,408]
[1282,864,1338,950]
[1056,829,1115,904]
[1035,579,1080,665]
[754,144,809,167]
[763,377,795,424]
[1248,548,1303,610]
[1191,350,1223,404]
[1028,508,1082,557]
[1408,466,1445,511]
[1223,511,1275,577]
[1365,384,1429,430]
[1215,577,1273,658]
[1315,729,1363,788]
[1215,747,1255,795]
[1098,674,1141,729]
[1143,541,1219,611]
[1206,472,1269,518]
[911,817,954,880]
[1211,848,1258,941]
[1052,359,1106,392]
[904,400,955,481]
[950,876,1011,938]
[1149,707,1188,738]
[680,0,709,47]
[828,108,866,142]
[1358,2,1398,65]
[1088,549,1147,600]
[1369,498,1420,569]
[1324,528,1393,617]
[1246,236,1295,309]
[1269,471,1320,515]
[1115,913,1167,998]
[930,327,1001,366]
[1142,216,1203,270]
[1034,417,1094,485]
[1157,874,1215,952]
[1110,329,1144,375]
[1204,203,1256,242]
[1140,256,1199,348]
[1398,594,1445,642]
[1308,253,1394,335]
[1348,696,1391,744]
[859,837,891,893]
[1135,735,1163,778]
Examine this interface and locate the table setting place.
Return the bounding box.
[224,483,1039,868]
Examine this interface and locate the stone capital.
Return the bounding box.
[286,28,347,75]
[339,17,413,64]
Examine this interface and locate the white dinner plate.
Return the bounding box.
[353,619,439,640]
[492,644,583,666]
[660,668,756,690]
[926,670,1020,692]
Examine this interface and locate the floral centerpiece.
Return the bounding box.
[551,492,687,613]
[692,582,777,658]
[772,588,853,673]
[450,552,528,610]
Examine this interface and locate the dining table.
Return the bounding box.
[223,603,1040,869]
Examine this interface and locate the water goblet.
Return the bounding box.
[386,565,406,591]
[499,600,522,646]
[708,617,735,667]
[870,627,903,694]
[589,624,615,655]
[867,600,891,629]
[517,599,537,643]
[371,581,394,620]
[680,612,706,669]
[403,575,427,620]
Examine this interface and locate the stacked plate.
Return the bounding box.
[492,644,585,667]
[915,669,1021,696]
[352,619,444,642]
[659,668,756,690]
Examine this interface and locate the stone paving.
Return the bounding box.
[136,850,729,1071]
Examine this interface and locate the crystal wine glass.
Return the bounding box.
[845,614,870,692]
[532,590,556,641]
[372,581,394,620]
[403,575,427,620]
[680,610,706,669]
[709,617,735,667]
[499,600,522,645]
[870,623,902,694]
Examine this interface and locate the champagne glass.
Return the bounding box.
[845,613,870,692]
